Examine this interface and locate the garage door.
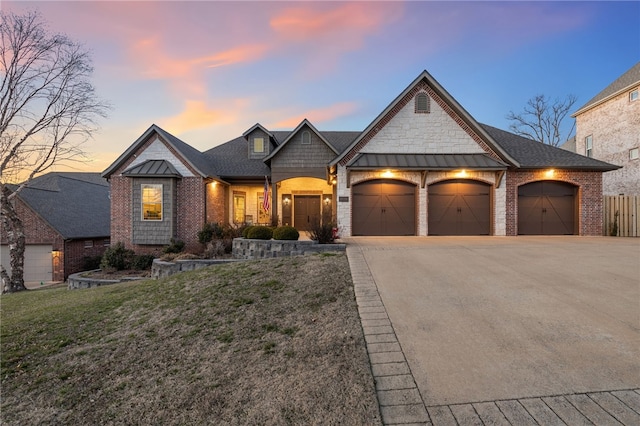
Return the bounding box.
[0,245,53,283]
[428,180,491,235]
[352,180,416,236]
[518,181,577,235]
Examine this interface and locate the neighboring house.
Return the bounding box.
[572,62,640,195]
[0,173,110,283]
[103,70,618,254]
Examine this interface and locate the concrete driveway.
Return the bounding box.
[349,236,640,409]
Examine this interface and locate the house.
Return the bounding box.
[572,62,640,195]
[102,70,618,253]
[0,172,111,283]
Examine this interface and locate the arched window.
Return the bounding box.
[415,93,430,113]
[301,131,311,145]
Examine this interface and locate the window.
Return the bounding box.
[630,89,638,102]
[253,137,264,153]
[84,240,93,248]
[257,193,270,224]
[301,131,311,145]
[585,135,593,158]
[233,192,246,224]
[103,239,111,247]
[630,147,639,160]
[142,184,163,221]
[415,93,430,113]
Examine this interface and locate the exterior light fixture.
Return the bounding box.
[382,170,394,178]
[283,197,291,206]
[545,169,555,178]
[457,170,468,178]
[324,197,331,205]
[331,178,337,185]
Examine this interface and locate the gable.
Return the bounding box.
[122,136,195,177]
[270,123,337,169]
[334,72,516,167]
[362,84,486,155]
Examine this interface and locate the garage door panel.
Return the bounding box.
[428,180,491,236]
[352,180,416,236]
[518,182,576,235]
[0,245,52,283]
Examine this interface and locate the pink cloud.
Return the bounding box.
[272,102,359,128]
[271,2,403,42]
[160,100,236,134]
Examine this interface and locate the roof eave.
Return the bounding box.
[572,81,640,117]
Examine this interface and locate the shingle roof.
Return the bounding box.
[204,130,360,178]
[12,172,110,239]
[480,124,620,171]
[123,159,182,177]
[348,153,508,170]
[573,62,640,116]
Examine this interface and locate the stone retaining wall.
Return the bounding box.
[232,238,346,259]
[152,259,241,279]
[67,270,146,290]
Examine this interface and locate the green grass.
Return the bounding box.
[0,254,381,425]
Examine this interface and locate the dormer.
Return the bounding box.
[242,123,275,159]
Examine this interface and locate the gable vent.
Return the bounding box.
[415,93,430,113]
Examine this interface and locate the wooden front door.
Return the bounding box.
[294,195,321,231]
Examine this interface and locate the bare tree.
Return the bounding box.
[506,94,577,147]
[0,11,108,293]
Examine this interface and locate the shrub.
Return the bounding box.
[246,226,273,240]
[308,222,336,244]
[163,238,185,254]
[100,242,134,271]
[273,226,299,240]
[130,254,155,270]
[242,226,255,238]
[82,255,102,271]
[198,222,238,244]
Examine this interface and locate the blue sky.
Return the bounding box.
[5,1,639,173]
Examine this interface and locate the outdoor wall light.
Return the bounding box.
[545,169,555,178]
[382,170,394,178]
[283,197,291,205]
[457,169,468,178]
[324,197,331,205]
[331,178,337,185]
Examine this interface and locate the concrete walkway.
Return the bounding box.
[345,237,640,425]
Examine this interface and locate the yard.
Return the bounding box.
[1,253,381,425]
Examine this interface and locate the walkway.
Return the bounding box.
[345,242,640,425]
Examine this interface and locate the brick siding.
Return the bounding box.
[505,170,603,236]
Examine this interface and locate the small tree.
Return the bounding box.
[0,11,108,292]
[506,94,577,147]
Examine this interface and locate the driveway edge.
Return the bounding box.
[346,242,431,426]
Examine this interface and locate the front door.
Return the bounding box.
[294,195,321,231]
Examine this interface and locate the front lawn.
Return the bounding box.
[1,253,381,425]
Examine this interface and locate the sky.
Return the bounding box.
[4,1,640,174]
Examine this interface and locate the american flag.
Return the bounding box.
[262,176,270,212]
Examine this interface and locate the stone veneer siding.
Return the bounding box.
[574,85,639,195]
[505,170,604,236]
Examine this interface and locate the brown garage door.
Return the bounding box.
[428,180,491,235]
[518,181,577,235]
[352,180,416,236]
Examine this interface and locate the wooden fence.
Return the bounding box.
[603,195,639,237]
